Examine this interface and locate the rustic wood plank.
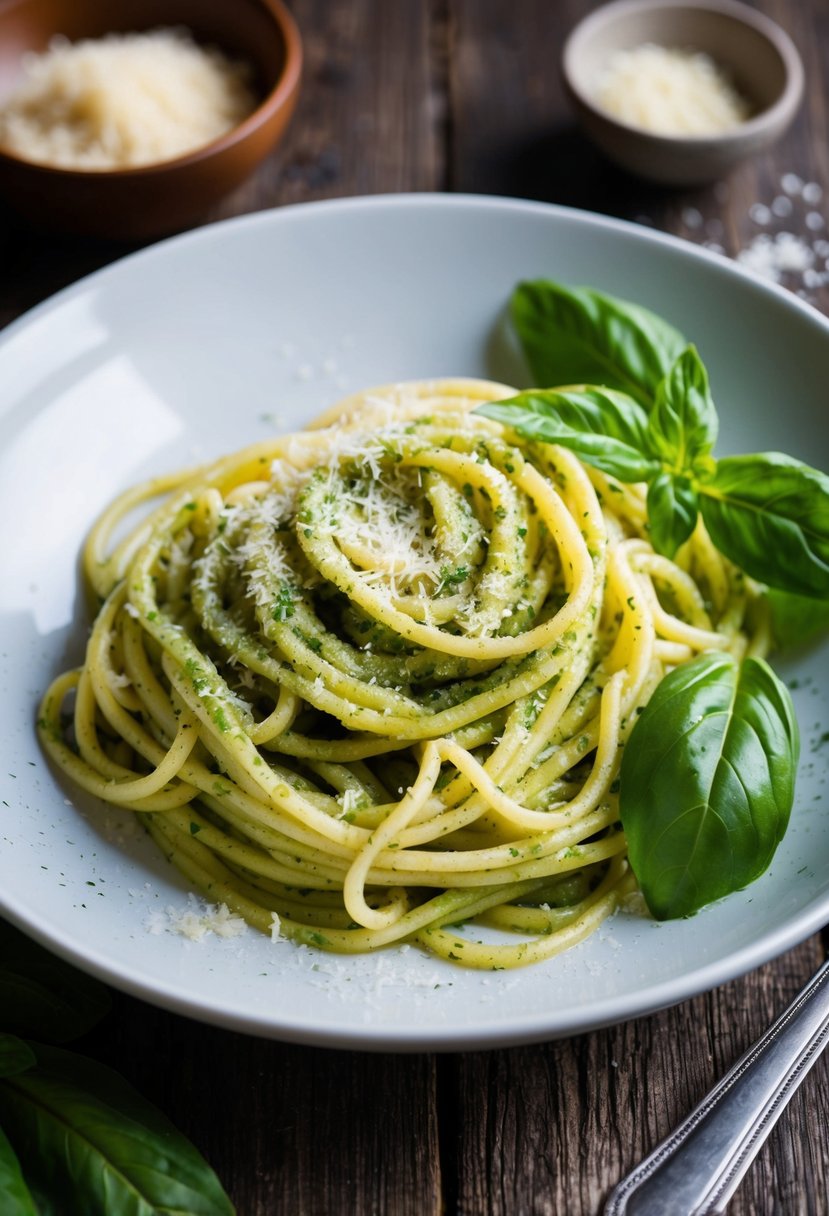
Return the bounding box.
[213,0,445,220]
[449,942,829,1215]
[79,990,441,1216]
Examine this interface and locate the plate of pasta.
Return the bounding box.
[1,194,828,1049]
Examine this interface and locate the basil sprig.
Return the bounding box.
[0,921,234,1215]
[619,652,799,919]
[476,278,827,921]
[479,280,829,599]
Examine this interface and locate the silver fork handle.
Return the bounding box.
[604,957,829,1215]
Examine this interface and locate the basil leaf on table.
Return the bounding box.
[646,345,718,474]
[646,472,699,559]
[510,280,687,408]
[0,919,112,1043]
[699,453,829,598]
[0,1036,38,1216]
[478,387,661,482]
[0,1035,36,1080]
[619,651,799,920]
[0,1124,36,1216]
[0,1042,235,1216]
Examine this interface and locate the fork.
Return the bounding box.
[604,957,829,1214]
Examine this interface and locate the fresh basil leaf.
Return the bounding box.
[620,651,798,920]
[646,473,699,558]
[647,345,718,474]
[0,1124,36,1216]
[0,1043,234,1216]
[510,279,686,408]
[0,920,111,1043]
[699,454,829,598]
[478,388,661,482]
[0,1035,36,1080]
[767,588,829,649]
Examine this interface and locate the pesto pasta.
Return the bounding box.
[37,378,767,969]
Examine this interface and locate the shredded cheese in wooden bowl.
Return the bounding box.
[0,27,258,170]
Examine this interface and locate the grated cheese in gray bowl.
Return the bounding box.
[595,43,751,136]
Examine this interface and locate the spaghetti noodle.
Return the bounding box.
[37,379,767,969]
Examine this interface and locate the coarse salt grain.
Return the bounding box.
[736,231,815,282]
[771,195,793,218]
[734,171,829,300]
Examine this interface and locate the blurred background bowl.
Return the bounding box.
[0,0,302,240]
[561,0,804,187]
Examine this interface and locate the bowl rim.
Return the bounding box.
[561,0,805,148]
[0,0,303,178]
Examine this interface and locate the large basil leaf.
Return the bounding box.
[0,1035,36,1080]
[478,387,660,482]
[0,1124,36,1216]
[619,651,798,920]
[646,345,718,474]
[0,1043,234,1216]
[646,473,699,558]
[699,454,829,597]
[510,279,686,407]
[0,920,111,1043]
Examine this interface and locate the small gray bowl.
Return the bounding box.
[562,0,804,187]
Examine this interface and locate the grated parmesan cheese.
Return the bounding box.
[595,43,751,136]
[0,28,257,169]
[145,896,247,941]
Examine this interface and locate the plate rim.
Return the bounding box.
[4,190,829,358]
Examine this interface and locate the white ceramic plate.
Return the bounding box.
[2,195,828,1051]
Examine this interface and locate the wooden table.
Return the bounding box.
[2,2,828,1212]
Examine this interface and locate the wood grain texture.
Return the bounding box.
[2,2,829,1213]
[448,942,829,1215]
[75,994,441,1216]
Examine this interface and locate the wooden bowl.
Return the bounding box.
[0,0,302,240]
[562,0,804,187]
